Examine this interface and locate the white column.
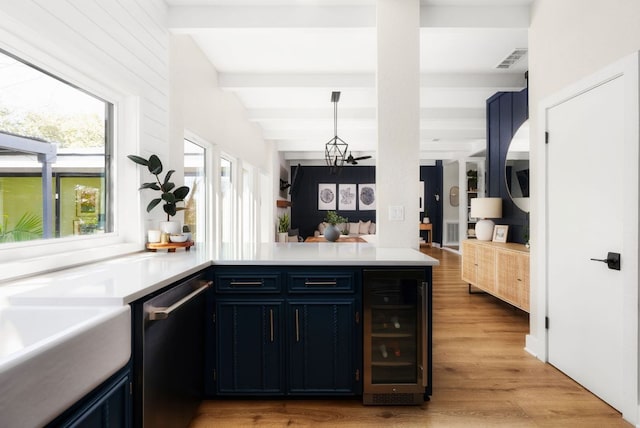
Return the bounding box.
[376,0,421,248]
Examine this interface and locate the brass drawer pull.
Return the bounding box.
[295,309,300,342]
[269,309,274,342]
[229,280,264,286]
[304,280,337,286]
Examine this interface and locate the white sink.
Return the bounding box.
[0,305,131,427]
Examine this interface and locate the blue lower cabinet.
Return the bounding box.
[211,267,362,397]
[46,367,131,428]
[216,300,285,394]
[288,300,358,394]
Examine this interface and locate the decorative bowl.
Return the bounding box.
[169,234,188,243]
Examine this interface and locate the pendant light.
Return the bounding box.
[324,91,348,174]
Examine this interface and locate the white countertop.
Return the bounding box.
[217,242,440,267]
[1,242,437,306]
[1,249,212,306]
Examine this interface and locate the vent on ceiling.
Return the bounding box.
[496,48,528,69]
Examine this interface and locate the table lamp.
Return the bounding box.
[470,197,502,241]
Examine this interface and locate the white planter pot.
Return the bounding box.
[160,221,181,235]
[278,232,288,243]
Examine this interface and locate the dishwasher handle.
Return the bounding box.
[148,280,211,321]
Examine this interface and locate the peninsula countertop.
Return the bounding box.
[2,242,438,306]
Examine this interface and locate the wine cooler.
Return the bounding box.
[363,269,431,405]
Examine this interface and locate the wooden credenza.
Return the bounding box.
[461,240,530,312]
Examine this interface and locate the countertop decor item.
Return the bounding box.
[169,234,188,243]
[128,154,190,221]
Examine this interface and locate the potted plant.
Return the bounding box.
[128,154,190,236]
[324,211,347,242]
[277,213,290,243]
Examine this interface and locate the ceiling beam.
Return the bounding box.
[168,5,529,30]
[219,72,525,90]
[247,107,485,121]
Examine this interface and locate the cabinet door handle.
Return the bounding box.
[229,280,264,286]
[295,309,300,342]
[269,309,274,342]
[304,280,337,286]
[148,281,210,321]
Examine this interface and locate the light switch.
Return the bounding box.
[388,206,405,221]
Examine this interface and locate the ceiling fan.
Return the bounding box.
[345,151,372,165]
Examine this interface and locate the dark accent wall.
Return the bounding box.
[290,164,444,244]
[486,87,528,244]
[290,166,376,239]
[420,164,443,244]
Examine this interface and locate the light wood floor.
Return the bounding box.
[190,247,630,427]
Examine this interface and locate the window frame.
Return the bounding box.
[0,44,140,281]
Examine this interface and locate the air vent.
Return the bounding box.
[496,48,528,69]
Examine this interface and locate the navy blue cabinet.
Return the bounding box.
[216,300,285,394]
[211,267,362,396]
[46,367,131,428]
[287,300,357,394]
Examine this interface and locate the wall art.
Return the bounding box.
[338,184,357,211]
[318,183,336,210]
[358,183,376,210]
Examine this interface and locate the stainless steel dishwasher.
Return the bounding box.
[132,273,210,428]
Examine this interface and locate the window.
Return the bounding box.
[219,156,234,257]
[184,139,206,247]
[0,49,112,245]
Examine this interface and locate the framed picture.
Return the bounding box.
[338,184,356,210]
[492,225,509,243]
[318,183,336,210]
[75,185,100,217]
[358,183,376,210]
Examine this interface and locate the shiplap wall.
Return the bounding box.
[0,0,169,157]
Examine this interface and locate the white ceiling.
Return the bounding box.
[166,0,531,164]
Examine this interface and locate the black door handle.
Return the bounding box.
[590,252,621,271]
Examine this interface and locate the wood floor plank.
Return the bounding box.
[190,247,631,427]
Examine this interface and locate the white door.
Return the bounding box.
[546,72,633,413]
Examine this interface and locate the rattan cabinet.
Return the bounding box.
[461,240,529,312]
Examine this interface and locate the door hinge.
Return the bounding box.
[545,316,549,329]
[213,369,217,382]
[355,369,360,381]
[213,312,216,324]
[545,131,549,144]
[355,311,360,324]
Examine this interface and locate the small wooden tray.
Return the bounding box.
[146,241,194,252]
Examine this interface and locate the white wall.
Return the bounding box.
[528,6,640,422]
[527,0,640,355]
[170,35,270,172]
[442,161,459,225]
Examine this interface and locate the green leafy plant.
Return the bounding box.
[0,212,43,243]
[278,213,290,233]
[128,154,190,221]
[324,210,347,226]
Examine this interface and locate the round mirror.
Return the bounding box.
[505,120,530,212]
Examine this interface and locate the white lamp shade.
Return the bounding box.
[470,197,502,219]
